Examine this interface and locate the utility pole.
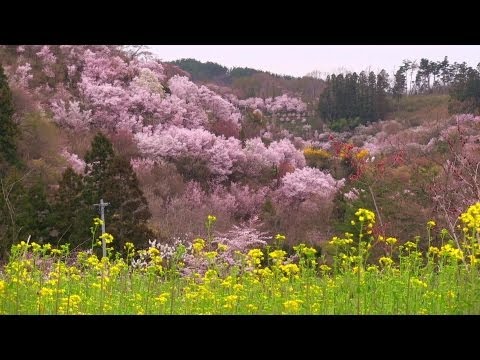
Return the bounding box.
[94,198,110,258]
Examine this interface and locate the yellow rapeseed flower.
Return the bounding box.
[428,246,440,255]
[217,243,228,252]
[280,263,300,276]
[467,255,478,265]
[302,247,317,257]
[269,250,287,262]
[275,234,286,242]
[148,247,160,257]
[204,251,218,261]
[410,277,428,288]
[155,293,169,305]
[355,208,375,224]
[39,287,54,297]
[403,241,417,250]
[379,256,394,267]
[31,242,42,253]
[459,203,480,230]
[427,220,436,228]
[283,299,303,313]
[439,244,464,260]
[207,215,217,224]
[319,264,331,272]
[247,248,264,266]
[124,242,135,250]
[233,284,244,292]
[193,238,206,253]
[386,237,397,245]
[99,232,114,244]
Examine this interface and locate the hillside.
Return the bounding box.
[2,45,480,314]
[170,58,325,107]
[0,45,478,255]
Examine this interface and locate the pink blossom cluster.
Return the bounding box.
[228,183,269,219]
[136,126,306,180]
[13,63,33,88]
[344,188,360,201]
[238,97,265,109]
[46,48,241,134]
[242,137,306,176]
[50,100,92,131]
[78,49,166,131]
[455,114,480,124]
[168,75,242,130]
[239,95,307,114]
[61,149,86,174]
[130,157,156,176]
[169,181,269,220]
[36,46,57,78]
[213,218,270,266]
[275,167,345,205]
[10,45,311,184]
[81,48,136,84]
[135,126,246,179]
[265,94,307,113]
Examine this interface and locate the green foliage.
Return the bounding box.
[228,67,261,79]
[171,58,291,85]
[18,180,56,244]
[0,170,55,258]
[328,117,362,132]
[392,65,407,102]
[398,94,449,113]
[83,132,115,205]
[449,65,480,114]
[101,156,153,251]
[0,64,20,168]
[0,169,25,257]
[318,70,391,128]
[171,58,229,82]
[52,168,92,249]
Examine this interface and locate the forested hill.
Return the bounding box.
[0,45,479,263]
[170,58,325,102]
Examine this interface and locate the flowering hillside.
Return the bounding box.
[1,46,480,314]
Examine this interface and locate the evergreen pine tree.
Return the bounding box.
[0,64,19,170]
[53,167,92,249]
[80,133,153,251]
[103,156,153,250]
[83,132,115,205]
[19,180,55,245]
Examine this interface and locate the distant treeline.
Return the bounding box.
[318,70,390,130]
[171,58,325,102]
[171,58,295,83]
[319,57,480,129]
